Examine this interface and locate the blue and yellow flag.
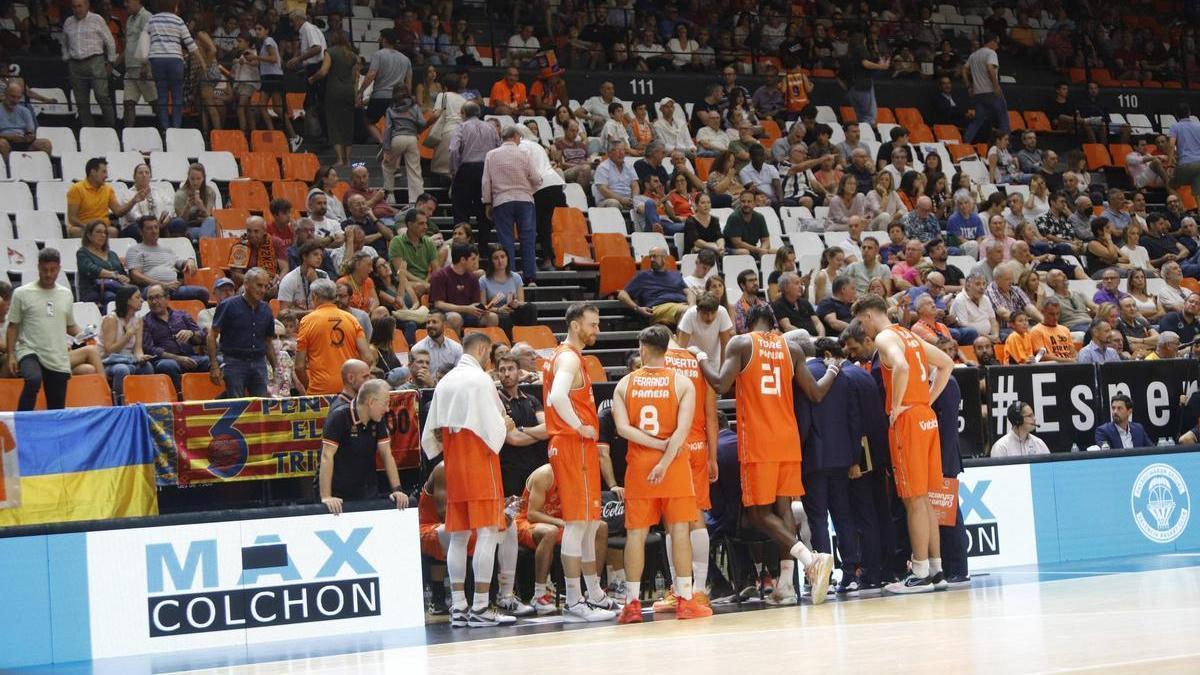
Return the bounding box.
[0,406,158,526]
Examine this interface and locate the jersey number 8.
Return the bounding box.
[639,405,660,436]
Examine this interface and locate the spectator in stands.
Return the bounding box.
[263,200,294,249]
[228,216,284,294]
[341,196,389,261]
[677,291,733,363]
[865,172,905,229]
[77,220,130,307]
[1168,103,1200,198]
[1159,262,1193,312]
[877,127,912,172]
[285,12,328,145]
[740,144,782,205]
[931,75,969,127]
[773,122,807,166]
[779,146,824,211]
[1141,214,1190,269]
[817,276,855,335]
[987,132,1031,185]
[142,283,208,392]
[312,167,348,224]
[1045,269,1097,332]
[344,165,398,227]
[68,157,146,239]
[1116,296,1160,358]
[62,0,117,128]
[481,245,536,327]
[552,119,593,192]
[951,273,999,341]
[577,81,622,134]
[1159,293,1200,346]
[277,241,329,312]
[1164,195,1192,232]
[724,191,773,257]
[171,163,217,240]
[773,272,822,336]
[388,209,442,298]
[1036,192,1081,254]
[145,0,198,130]
[812,247,846,301]
[838,126,870,169]
[98,284,152,403]
[946,192,983,258]
[126,216,207,302]
[483,126,542,283]
[429,243,497,331]
[846,235,891,294]
[911,293,953,345]
[207,267,277,397]
[412,310,462,375]
[506,24,540,67]
[7,249,79,410]
[339,249,387,320]
[357,29,413,146]
[1094,268,1129,306]
[695,111,729,157]
[890,240,925,292]
[1124,137,1169,191]
[196,277,232,331]
[651,98,693,155]
[843,31,889,126]
[1028,297,1078,362]
[618,246,691,327]
[1094,393,1152,449]
[121,0,155,126]
[380,86,425,206]
[1001,309,1038,363]
[963,34,1007,144]
[732,270,771,334]
[593,139,640,207]
[902,196,941,243]
[990,401,1050,457]
[448,101,498,243]
[489,66,533,117]
[990,265,1042,325]
[926,240,966,295]
[295,278,370,396]
[1098,189,1133,235]
[287,218,336,277]
[0,82,50,158]
[1175,217,1200,258]
[1146,331,1180,361]
[1077,318,1122,363]
[121,164,173,237]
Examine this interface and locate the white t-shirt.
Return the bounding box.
[678,305,733,361]
[949,290,996,335]
[1158,283,1193,312]
[967,46,999,94]
[298,21,327,66]
[1120,244,1151,270]
[276,267,329,311]
[739,162,782,200]
[312,216,344,249]
[1125,152,1162,187]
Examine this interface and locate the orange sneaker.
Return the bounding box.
[617,598,643,624]
[692,590,711,608]
[652,589,678,613]
[676,595,714,620]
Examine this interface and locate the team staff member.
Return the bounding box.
[990,401,1051,457]
[330,359,371,411]
[932,371,969,585]
[693,305,838,605]
[544,303,618,622]
[853,295,955,594]
[319,378,408,513]
[295,279,372,395]
[498,354,549,496]
[611,326,709,623]
[421,332,519,628]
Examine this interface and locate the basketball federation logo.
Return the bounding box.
[1130,463,1190,544]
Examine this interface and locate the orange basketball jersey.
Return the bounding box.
[880,325,934,413]
[664,347,708,446]
[517,481,562,521]
[736,331,803,464]
[542,343,599,438]
[624,367,692,497]
[441,428,503,504]
[418,486,441,525]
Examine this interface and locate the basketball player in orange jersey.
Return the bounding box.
[692,305,839,605]
[543,303,619,622]
[611,325,711,623]
[516,463,614,615]
[422,332,522,628]
[852,295,954,594]
[651,332,719,612]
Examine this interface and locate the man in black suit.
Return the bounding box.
[1094,394,1154,449]
[931,75,972,127]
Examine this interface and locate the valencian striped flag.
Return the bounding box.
[0,406,158,526]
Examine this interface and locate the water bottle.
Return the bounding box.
[1070,442,1080,453]
[423,583,433,608]
[1100,441,1110,452]
[654,571,666,599]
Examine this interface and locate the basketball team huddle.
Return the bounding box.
[418,296,955,628]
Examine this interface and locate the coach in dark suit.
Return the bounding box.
[933,374,970,583]
[794,336,862,590]
[1094,393,1153,449]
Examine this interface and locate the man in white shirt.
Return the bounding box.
[652,98,695,155]
[695,114,730,157]
[739,145,782,204]
[506,24,541,66]
[1125,137,1169,189]
[306,189,344,249]
[278,241,330,312]
[845,232,891,293]
[286,12,327,142]
[949,273,999,340]
[578,81,624,135]
[62,0,117,128]
[676,292,733,363]
[990,401,1051,457]
[684,249,717,294]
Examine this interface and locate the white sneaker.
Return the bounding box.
[806,553,835,605]
[497,595,536,617]
[562,600,616,623]
[288,135,303,151]
[884,573,935,595]
[589,593,622,611]
[467,606,517,627]
[533,591,558,615]
[764,588,798,606]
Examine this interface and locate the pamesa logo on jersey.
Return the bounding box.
[1130,463,1190,544]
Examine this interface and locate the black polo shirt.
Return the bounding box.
[597,404,627,486]
[816,297,852,333]
[321,403,391,501]
[772,296,819,333]
[499,387,547,496]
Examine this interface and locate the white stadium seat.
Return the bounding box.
[13,210,64,243]
[29,88,71,117]
[122,127,164,154]
[79,127,121,156]
[587,207,628,234]
[72,301,103,331]
[166,128,206,157]
[60,151,88,182]
[105,151,148,183]
[35,181,69,214]
[563,183,588,211]
[630,232,669,262]
[1,239,39,276]
[46,238,81,274]
[196,151,240,181]
[8,151,53,182]
[160,236,197,264]
[0,181,34,212]
[35,126,77,158]
[150,151,190,183]
[0,213,11,239]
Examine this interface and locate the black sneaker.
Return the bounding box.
[884,573,934,595]
[836,577,861,595]
[450,607,469,627]
[428,593,449,615]
[945,574,972,587]
[931,572,949,591]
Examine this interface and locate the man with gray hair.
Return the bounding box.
[449,101,500,240]
[773,271,823,335]
[295,278,371,395]
[483,126,542,283]
[1147,331,1180,360]
[207,267,279,397]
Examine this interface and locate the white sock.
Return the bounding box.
[779,560,795,591]
[612,568,627,584]
[754,562,764,576]
[690,529,709,593]
[534,582,547,598]
[471,590,489,611]
[498,572,515,599]
[584,574,604,602]
[676,576,694,600]
[451,589,467,610]
[626,581,641,603]
[930,558,943,576]
[665,533,676,586]
[566,577,583,606]
[790,540,816,567]
[912,558,930,578]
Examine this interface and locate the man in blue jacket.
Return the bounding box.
[1094,394,1153,449]
[932,370,970,585]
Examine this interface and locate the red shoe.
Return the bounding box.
[676,595,714,620]
[617,598,643,624]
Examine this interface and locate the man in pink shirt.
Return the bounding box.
[978,214,1015,261]
[890,240,925,291]
[482,126,543,283]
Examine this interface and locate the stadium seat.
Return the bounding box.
[631,232,669,262]
[947,143,977,162]
[598,255,635,298]
[551,207,587,235]
[250,130,289,157]
[876,108,896,124]
[512,325,556,350]
[79,127,121,155]
[35,127,76,158]
[199,237,238,269]
[8,151,54,181]
[1109,144,1133,169]
[14,211,63,242]
[65,373,113,408]
[240,152,282,182]
[639,255,676,270]
[161,237,198,264]
[184,266,219,295]
[166,128,206,157]
[933,124,963,143]
[168,299,205,321]
[33,181,65,213]
[1083,144,1113,170]
[150,151,190,183]
[196,151,240,181]
[465,326,510,346]
[552,232,594,268]
[588,207,629,235]
[1008,111,1026,131]
[105,151,147,182]
[229,180,271,213]
[908,125,934,144]
[695,156,714,181]
[282,152,320,182]
[1024,111,1052,132]
[210,130,250,155]
[0,378,45,410]
[59,151,88,181]
[214,208,251,234]
[582,355,607,382]
[123,374,178,404]
[760,119,782,143]
[122,127,163,154]
[592,232,632,260]
[563,182,588,211]
[271,181,308,215]
[390,331,409,354]
[895,107,925,129]
[182,372,225,401]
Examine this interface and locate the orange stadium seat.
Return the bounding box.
[210,129,249,155]
[512,325,556,350]
[250,130,289,157]
[695,156,714,181]
[240,152,281,182]
[65,373,112,408]
[640,255,677,270]
[229,180,271,213]
[1083,144,1112,170]
[958,344,976,363]
[168,300,205,321]
[269,298,281,316]
[947,144,977,162]
[214,208,251,233]
[123,374,178,404]
[599,255,636,298]
[199,237,238,269]
[0,378,45,411]
[184,266,221,297]
[876,108,895,124]
[551,207,587,235]
[908,125,934,144]
[1179,187,1198,211]
[182,372,225,401]
[330,180,350,202]
[839,106,857,123]
[933,125,963,143]
[1008,111,1026,131]
[272,181,308,216]
[282,152,320,182]
[391,331,410,354]
[1024,111,1052,132]
[592,233,632,260]
[1108,144,1133,169]
[895,107,924,129]
[285,92,306,117]
[994,342,1008,365]
[465,326,510,346]
[582,355,607,382]
[552,232,594,268]
[759,119,782,143]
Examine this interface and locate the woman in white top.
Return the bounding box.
[431,72,465,177]
[1024,174,1051,219]
[1119,225,1152,271]
[1127,267,1165,321]
[1158,262,1193,312]
[865,171,906,229]
[99,285,152,404]
[811,247,846,302]
[667,24,699,69]
[826,174,867,231]
[313,166,347,223]
[122,163,175,233]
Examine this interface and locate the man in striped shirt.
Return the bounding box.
[145,0,200,129]
[62,0,117,128]
[449,102,500,247]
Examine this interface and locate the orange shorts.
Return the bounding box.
[549,435,602,522]
[741,460,804,506]
[887,405,943,499]
[419,524,478,560]
[625,495,698,529]
[445,499,505,533]
[688,440,711,510]
[516,517,563,550]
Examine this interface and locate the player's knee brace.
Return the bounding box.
[580,520,600,563]
[561,521,586,557]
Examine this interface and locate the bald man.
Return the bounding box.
[617,246,694,327]
[229,215,287,294]
[331,358,372,410]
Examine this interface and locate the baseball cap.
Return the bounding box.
[214,277,234,289]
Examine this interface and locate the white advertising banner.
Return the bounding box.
[959,463,1038,571]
